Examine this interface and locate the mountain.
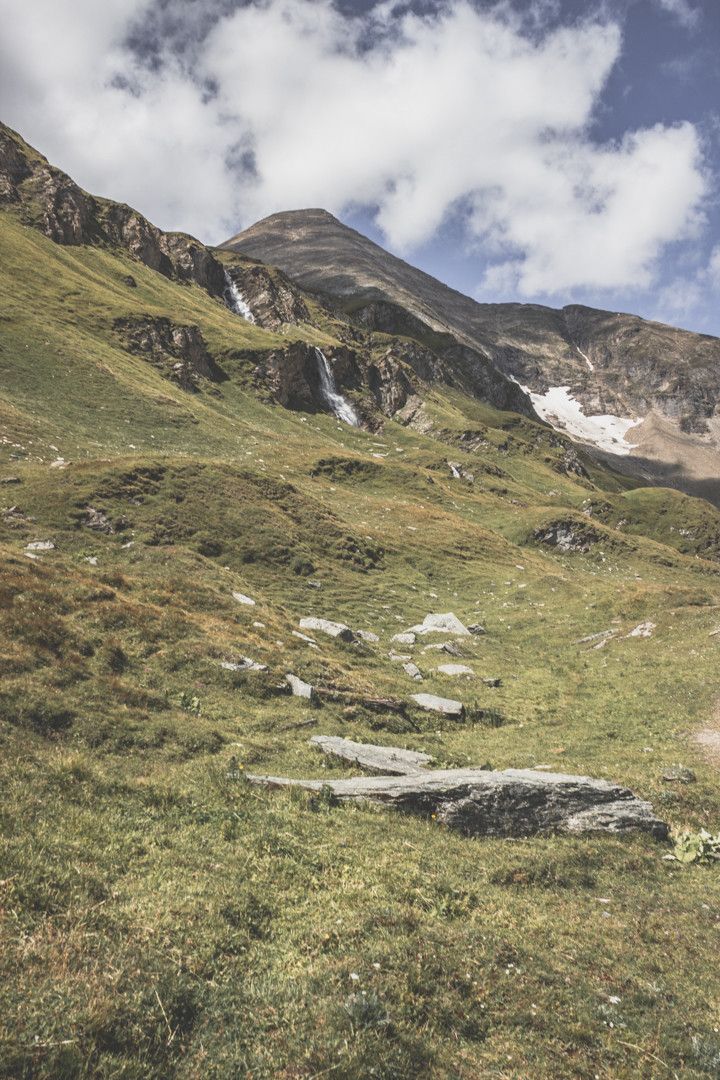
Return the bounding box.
[3,122,720,1079]
[224,209,720,505]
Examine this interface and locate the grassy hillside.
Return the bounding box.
[2,187,720,1079]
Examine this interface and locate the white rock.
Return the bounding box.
[26,540,55,551]
[286,673,315,699]
[356,630,379,643]
[391,632,416,645]
[437,663,474,677]
[407,613,470,637]
[299,617,356,642]
[627,621,656,638]
[232,591,256,606]
[411,693,464,717]
[292,630,317,644]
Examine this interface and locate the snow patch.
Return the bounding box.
[575,346,594,371]
[526,385,640,456]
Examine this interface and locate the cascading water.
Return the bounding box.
[223,270,255,322]
[314,348,359,426]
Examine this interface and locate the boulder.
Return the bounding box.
[422,641,461,656]
[407,613,470,637]
[299,617,356,642]
[411,693,464,717]
[310,735,432,775]
[246,765,668,840]
[356,630,379,643]
[286,673,315,700]
[437,663,474,677]
[232,591,256,606]
[26,540,54,551]
[391,632,416,645]
[403,662,423,681]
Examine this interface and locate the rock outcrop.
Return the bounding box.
[247,760,668,839]
[113,317,226,391]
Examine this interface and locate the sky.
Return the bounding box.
[0,0,718,334]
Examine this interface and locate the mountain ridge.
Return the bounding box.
[224,208,720,505]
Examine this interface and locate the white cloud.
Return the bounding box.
[654,0,701,29]
[0,0,710,297]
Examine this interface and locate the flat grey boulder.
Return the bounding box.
[407,613,470,637]
[411,693,464,717]
[356,630,379,643]
[422,641,462,656]
[310,735,432,775]
[437,663,474,677]
[247,766,668,839]
[286,673,315,700]
[299,617,356,642]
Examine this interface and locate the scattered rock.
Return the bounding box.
[411,693,464,718]
[82,505,114,533]
[299,617,356,642]
[310,735,432,775]
[627,621,656,638]
[467,624,486,635]
[482,677,502,688]
[247,765,668,839]
[232,591,256,606]
[437,663,474,677]
[407,613,470,637]
[661,766,696,784]
[356,630,379,643]
[26,540,54,551]
[85,556,98,566]
[389,652,412,662]
[286,673,316,700]
[220,658,267,672]
[534,521,600,553]
[292,630,317,645]
[391,632,416,645]
[422,641,462,656]
[0,476,21,485]
[403,662,423,681]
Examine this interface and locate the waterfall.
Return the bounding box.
[223,270,255,322]
[314,348,359,426]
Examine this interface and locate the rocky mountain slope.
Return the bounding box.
[3,123,720,1079]
[225,209,720,504]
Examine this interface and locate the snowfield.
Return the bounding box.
[525,385,640,456]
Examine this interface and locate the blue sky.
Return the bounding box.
[0,0,718,334]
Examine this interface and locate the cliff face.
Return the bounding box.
[224,209,720,503]
[0,123,227,298]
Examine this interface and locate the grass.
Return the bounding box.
[2,200,720,1078]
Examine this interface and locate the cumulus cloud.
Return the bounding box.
[0,0,710,298]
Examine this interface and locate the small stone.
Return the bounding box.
[411,693,464,717]
[403,662,423,681]
[482,677,502,688]
[220,657,267,672]
[232,591,256,606]
[437,663,474,677]
[299,617,356,642]
[286,673,315,700]
[356,630,379,643]
[0,476,21,485]
[407,613,470,637]
[26,540,54,551]
[468,624,486,635]
[627,621,656,638]
[391,632,416,645]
